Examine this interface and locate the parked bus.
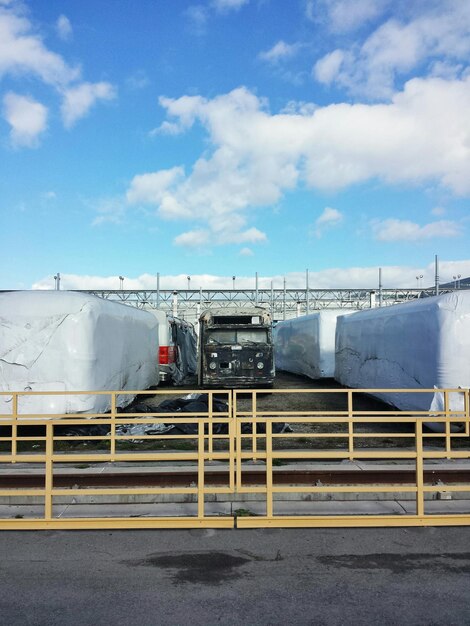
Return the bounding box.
[198,308,274,388]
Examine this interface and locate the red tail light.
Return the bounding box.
[159,346,176,365]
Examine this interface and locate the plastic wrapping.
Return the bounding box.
[148,310,197,384]
[0,291,159,415]
[274,311,351,379]
[335,292,470,414]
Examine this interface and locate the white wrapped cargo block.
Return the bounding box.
[274,311,350,379]
[335,292,470,413]
[0,291,159,415]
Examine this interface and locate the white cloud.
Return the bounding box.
[61,82,117,128]
[174,224,266,248]
[280,100,318,116]
[313,206,343,237]
[259,41,300,63]
[92,197,127,226]
[313,3,470,98]
[126,70,150,90]
[174,229,210,248]
[430,60,464,81]
[127,167,185,207]
[0,3,80,86]
[30,260,470,291]
[128,77,470,246]
[0,2,117,138]
[431,206,446,217]
[3,91,47,147]
[150,121,183,136]
[212,0,249,12]
[56,15,72,41]
[313,49,345,84]
[372,218,462,241]
[216,226,266,245]
[305,0,315,22]
[185,0,248,34]
[184,5,208,35]
[239,247,254,256]
[312,0,389,33]
[151,95,205,136]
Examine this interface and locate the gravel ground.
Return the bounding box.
[129,371,458,453]
[2,372,464,455]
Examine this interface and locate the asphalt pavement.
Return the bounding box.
[1,526,470,625]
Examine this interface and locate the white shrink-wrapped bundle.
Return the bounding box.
[335,292,470,412]
[0,291,159,415]
[274,310,350,379]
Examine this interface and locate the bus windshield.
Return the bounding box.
[206,328,268,345]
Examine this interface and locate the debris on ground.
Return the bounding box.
[56,393,291,439]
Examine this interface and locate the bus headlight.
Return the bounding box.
[257,362,264,369]
[209,361,217,370]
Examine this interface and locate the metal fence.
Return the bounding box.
[234,388,470,528]
[0,387,469,529]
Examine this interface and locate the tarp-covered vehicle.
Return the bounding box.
[147,310,197,385]
[0,291,159,415]
[334,292,470,429]
[274,310,352,379]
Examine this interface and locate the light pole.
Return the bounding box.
[378,267,383,307]
[187,275,191,290]
[232,275,236,290]
[306,268,309,315]
[119,275,124,290]
[54,273,61,290]
[416,274,423,289]
[453,274,461,289]
[283,277,286,320]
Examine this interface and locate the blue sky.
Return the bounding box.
[1,0,469,291]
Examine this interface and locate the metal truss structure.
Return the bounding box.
[78,286,454,322]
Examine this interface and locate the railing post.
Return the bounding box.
[11,392,18,463]
[415,420,424,518]
[208,391,213,461]
[252,391,257,462]
[45,422,53,520]
[347,390,354,461]
[466,390,470,437]
[266,420,273,518]
[198,420,205,519]
[235,391,242,492]
[110,392,116,461]
[444,390,451,459]
[229,390,235,492]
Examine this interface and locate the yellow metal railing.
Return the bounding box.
[0,389,235,529]
[234,387,470,527]
[0,387,469,529]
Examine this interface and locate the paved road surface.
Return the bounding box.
[1,526,470,625]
